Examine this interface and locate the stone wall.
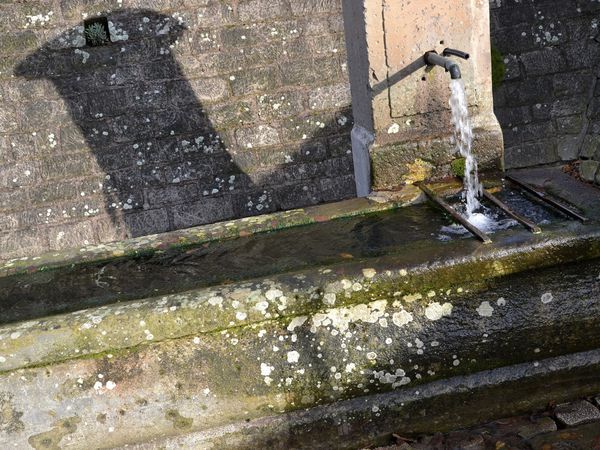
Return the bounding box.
[490,0,600,182]
[0,0,354,260]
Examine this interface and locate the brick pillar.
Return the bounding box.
[342,0,504,195]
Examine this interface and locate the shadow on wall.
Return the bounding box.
[14,9,355,239]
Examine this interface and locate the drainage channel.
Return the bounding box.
[419,177,589,244]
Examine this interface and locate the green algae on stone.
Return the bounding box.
[451,158,466,178]
[491,46,506,88]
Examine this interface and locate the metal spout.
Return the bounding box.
[424,48,469,80]
[424,51,462,79]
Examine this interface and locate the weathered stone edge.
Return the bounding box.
[1,223,599,374]
[127,348,600,449]
[0,194,421,279]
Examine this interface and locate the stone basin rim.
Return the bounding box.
[1,220,600,374]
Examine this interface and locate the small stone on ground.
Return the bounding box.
[555,400,600,427]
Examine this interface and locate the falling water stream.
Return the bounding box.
[449,79,491,229]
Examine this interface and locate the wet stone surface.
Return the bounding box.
[375,398,600,450]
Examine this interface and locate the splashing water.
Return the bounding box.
[449,79,483,219]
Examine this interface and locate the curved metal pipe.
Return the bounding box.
[424,51,462,79]
[442,48,470,60]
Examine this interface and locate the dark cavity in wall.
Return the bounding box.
[84,17,111,47]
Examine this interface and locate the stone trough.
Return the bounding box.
[1,176,600,449]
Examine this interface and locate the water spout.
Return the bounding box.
[424,48,469,80]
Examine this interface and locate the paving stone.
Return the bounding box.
[445,431,485,450]
[580,160,600,182]
[558,135,581,161]
[517,416,557,440]
[529,421,600,449]
[555,400,600,427]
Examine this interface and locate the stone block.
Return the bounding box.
[0,31,38,56]
[0,188,29,213]
[238,0,292,22]
[0,162,40,188]
[318,174,356,202]
[0,210,19,231]
[517,417,557,440]
[502,54,521,81]
[231,189,276,216]
[0,228,47,259]
[555,400,600,427]
[123,208,170,237]
[144,184,199,209]
[290,0,341,15]
[184,1,233,28]
[20,100,68,132]
[229,66,281,97]
[172,196,234,229]
[328,134,352,157]
[220,21,302,48]
[280,56,341,85]
[206,101,255,128]
[553,72,594,97]
[492,24,539,54]
[495,106,532,127]
[304,17,337,36]
[557,135,581,161]
[47,220,98,250]
[445,431,485,450]
[581,135,600,159]
[504,140,559,169]
[163,160,212,185]
[40,154,97,180]
[556,115,585,135]
[521,48,566,77]
[274,182,322,210]
[309,33,346,56]
[563,41,600,71]
[498,76,553,107]
[519,121,556,143]
[218,44,284,72]
[0,106,19,133]
[235,125,280,149]
[580,160,600,182]
[308,83,351,111]
[188,78,230,104]
[278,113,332,143]
[550,97,587,118]
[257,91,306,120]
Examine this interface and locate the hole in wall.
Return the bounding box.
[84,17,111,47]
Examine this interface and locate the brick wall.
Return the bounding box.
[0,0,355,260]
[490,0,600,181]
